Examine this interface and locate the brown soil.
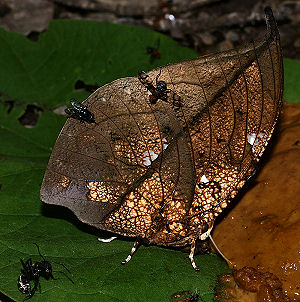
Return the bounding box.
[215,267,292,301]
[213,103,300,300]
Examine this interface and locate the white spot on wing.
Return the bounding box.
[143,150,159,166]
[200,174,209,183]
[247,133,257,145]
[254,132,264,145]
[162,138,168,150]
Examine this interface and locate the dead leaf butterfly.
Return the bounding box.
[40,7,283,270]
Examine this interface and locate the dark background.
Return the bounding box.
[0,0,299,59]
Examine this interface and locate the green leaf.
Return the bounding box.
[283,58,300,104]
[0,21,230,302]
[0,20,197,108]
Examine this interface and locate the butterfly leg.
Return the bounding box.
[98,236,117,243]
[121,239,140,265]
[189,239,199,271]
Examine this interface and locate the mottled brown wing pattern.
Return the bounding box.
[142,6,282,239]
[41,7,283,269]
[41,76,196,242]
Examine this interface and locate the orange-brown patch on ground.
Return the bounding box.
[213,103,300,301]
[215,267,291,301]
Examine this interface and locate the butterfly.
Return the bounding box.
[40,7,283,270]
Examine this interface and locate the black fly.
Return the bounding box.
[17,244,73,301]
[146,39,161,63]
[138,70,181,106]
[65,99,95,123]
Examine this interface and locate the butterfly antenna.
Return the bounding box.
[208,234,233,266]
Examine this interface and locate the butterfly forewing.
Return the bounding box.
[41,7,283,248]
[41,77,195,241]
